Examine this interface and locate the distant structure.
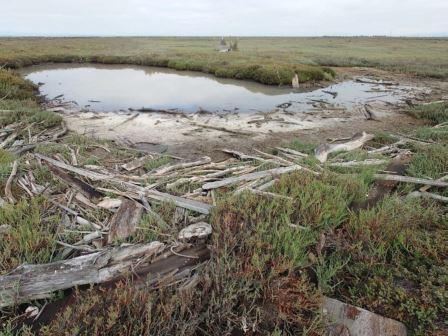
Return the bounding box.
[216,37,238,53]
[292,73,300,88]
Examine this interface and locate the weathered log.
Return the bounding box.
[0,242,166,308]
[202,165,304,190]
[107,198,143,243]
[36,154,111,181]
[374,174,448,187]
[146,189,213,214]
[315,132,374,163]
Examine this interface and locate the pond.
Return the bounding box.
[23,64,409,114]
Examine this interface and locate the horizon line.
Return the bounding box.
[1,34,447,38]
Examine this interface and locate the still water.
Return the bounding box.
[23,64,406,113]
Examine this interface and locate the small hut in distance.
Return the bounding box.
[217,37,238,53]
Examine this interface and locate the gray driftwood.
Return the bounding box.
[146,189,213,214]
[107,198,144,243]
[202,165,304,190]
[0,242,165,308]
[374,174,448,187]
[315,132,374,163]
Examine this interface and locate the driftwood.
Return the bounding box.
[0,242,165,308]
[47,164,103,199]
[275,147,308,158]
[133,107,184,115]
[222,149,269,162]
[150,156,211,176]
[36,154,111,181]
[420,175,448,192]
[374,174,448,188]
[355,78,398,86]
[121,155,152,171]
[178,222,212,242]
[97,197,123,209]
[253,149,294,166]
[408,191,448,203]
[352,154,411,210]
[315,132,374,163]
[0,243,210,308]
[328,159,387,167]
[323,297,407,336]
[202,165,303,190]
[0,131,19,149]
[146,189,213,215]
[107,199,144,243]
[5,160,18,203]
[190,122,253,136]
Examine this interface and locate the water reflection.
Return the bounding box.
[22,64,406,113]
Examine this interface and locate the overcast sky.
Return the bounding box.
[1,0,447,37]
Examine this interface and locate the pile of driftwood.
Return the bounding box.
[0,117,446,335]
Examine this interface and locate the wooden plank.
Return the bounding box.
[202,165,303,190]
[107,199,143,243]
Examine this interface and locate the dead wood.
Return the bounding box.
[190,122,254,136]
[5,160,18,203]
[121,155,153,171]
[178,222,212,242]
[374,174,448,187]
[0,243,210,309]
[253,148,294,166]
[149,156,211,177]
[275,147,308,157]
[408,191,448,203]
[97,197,123,209]
[133,107,184,115]
[107,199,143,243]
[36,154,111,181]
[47,164,104,199]
[52,122,68,140]
[328,159,387,167]
[202,165,304,190]
[0,131,19,149]
[0,241,165,307]
[222,149,269,162]
[315,132,374,163]
[352,153,411,210]
[146,189,213,214]
[355,78,398,86]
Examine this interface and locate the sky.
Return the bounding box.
[1,0,447,37]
